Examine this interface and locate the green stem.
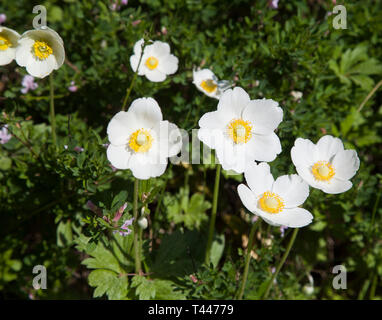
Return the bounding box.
[262,228,299,299]
[357,79,382,112]
[49,73,57,146]
[370,190,381,234]
[237,220,261,300]
[133,179,141,274]
[205,163,221,265]
[369,272,378,300]
[121,42,146,111]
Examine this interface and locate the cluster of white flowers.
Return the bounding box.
[108,39,360,229]
[0,25,64,78]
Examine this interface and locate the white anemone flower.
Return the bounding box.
[291,135,360,194]
[130,39,178,82]
[198,87,283,173]
[0,26,20,66]
[15,26,65,78]
[192,68,231,99]
[238,162,313,228]
[106,97,182,180]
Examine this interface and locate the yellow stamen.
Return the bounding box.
[227,119,252,144]
[33,41,53,60]
[145,56,159,70]
[200,79,217,93]
[129,129,153,153]
[259,191,284,214]
[311,161,335,181]
[0,35,10,51]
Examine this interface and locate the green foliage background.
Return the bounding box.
[0,0,381,299]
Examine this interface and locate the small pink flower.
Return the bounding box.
[251,216,259,223]
[121,0,128,5]
[280,225,288,237]
[21,75,38,94]
[114,217,134,236]
[113,203,127,222]
[68,81,78,92]
[161,26,168,35]
[132,19,141,26]
[0,125,12,144]
[269,0,279,9]
[0,14,6,24]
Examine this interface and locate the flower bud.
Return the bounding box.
[138,217,148,229]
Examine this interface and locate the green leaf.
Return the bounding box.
[210,233,225,268]
[131,275,156,300]
[88,269,128,300]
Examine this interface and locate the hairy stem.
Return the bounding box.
[237,220,261,299]
[262,228,299,299]
[121,42,146,111]
[133,179,142,274]
[49,73,57,146]
[205,163,221,264]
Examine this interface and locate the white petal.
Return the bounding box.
[198,110,231,131]
[193,69,216,84]
[215,139,249,173]
[151,41,171,57]
[0,48,15,66]
[128,97,163,128]
[154,120,182,157]
[243,99,283,135]
[244,162,274,196]
[263,207,313,228]
[332,149,360,180]
[107,111,137,146]
[321,178,352,194]
[272,174,309,208]
[107,144,131,169]
[25,55,56,78]
[145,69,167,82]
[15,38,34,67]
[295,166,320,189]
[246,132,282,162]
[133,39,145,55]
[237,184,258,213]
[129,153,167,180]
[217,87,250,118]
[291,138,318,168]
[316,135,344,161]
[158,54,178,75]
[197,127,224,150]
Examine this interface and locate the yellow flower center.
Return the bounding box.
[0,35,10,51]
[145,56,159,70]
[227,119,252,144]
[200,79,217,93]
[129,129,153,153]
[259,191,285,214]
[33,41,53,60]
[311,161,335,181]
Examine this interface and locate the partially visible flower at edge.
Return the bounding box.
[269,0,279,9]
[0,14,6,24]
[0,125,12,144]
